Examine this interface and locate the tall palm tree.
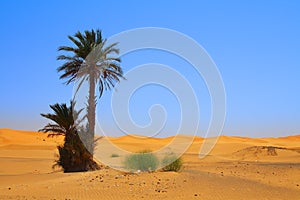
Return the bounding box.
[39,101,99,172]
[57,29,124,154]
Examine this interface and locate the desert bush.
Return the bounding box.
[124,150,159,172]
[162,156,183,172]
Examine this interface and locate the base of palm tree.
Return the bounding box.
[54,134,100,172]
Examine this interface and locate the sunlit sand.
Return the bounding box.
[0,129,299,199]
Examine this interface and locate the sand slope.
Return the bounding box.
[0,129,299,199]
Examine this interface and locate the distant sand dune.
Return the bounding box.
[232,145,300,161]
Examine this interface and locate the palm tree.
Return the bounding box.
[39,101,99,172]
[57,29,124,154]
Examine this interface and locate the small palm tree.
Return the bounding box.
[57,29,124,154]
[39,101,99,172]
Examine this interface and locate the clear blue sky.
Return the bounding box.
[0,0,299,137]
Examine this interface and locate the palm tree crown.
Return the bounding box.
[57,29,123,96]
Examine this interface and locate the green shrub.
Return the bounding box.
[111,153,119,158]
[124,150,159,172]
[162,156,183,172]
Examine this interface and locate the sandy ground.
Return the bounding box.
[0,128,299,200]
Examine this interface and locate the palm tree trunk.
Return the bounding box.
[87,70,96,155]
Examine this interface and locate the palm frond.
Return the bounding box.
[103,42,119,55]
[57,55,79,61]
[38,124,66,135]
[68,35,84,49]
[58,46,76,52]
[39,101,83,137]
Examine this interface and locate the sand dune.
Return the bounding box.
[0,129,299,199]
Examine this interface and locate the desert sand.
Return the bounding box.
[0,128,299,199]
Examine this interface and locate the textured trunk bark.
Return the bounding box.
[87,69,96,155]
